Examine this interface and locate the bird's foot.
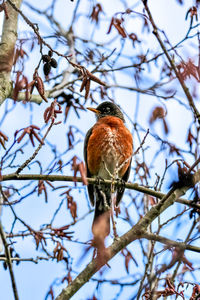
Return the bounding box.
[116,178,126,193]
[95,176,105,188]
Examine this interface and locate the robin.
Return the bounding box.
[84,101,133,236]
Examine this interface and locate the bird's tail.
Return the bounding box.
[92,186,111,237]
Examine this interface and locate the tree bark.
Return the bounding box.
[0,0,22,105]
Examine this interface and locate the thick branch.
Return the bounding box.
[55,171,200,300]
[16,92,43,104]
[0,0,22,105]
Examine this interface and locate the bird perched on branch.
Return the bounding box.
[84,101,133,237]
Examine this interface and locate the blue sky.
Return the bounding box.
[0,0,199,299]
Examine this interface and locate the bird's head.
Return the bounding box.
[87,101,125,122]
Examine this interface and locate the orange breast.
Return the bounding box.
[87,116,133,178]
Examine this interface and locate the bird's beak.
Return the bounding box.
[87,107,100,114]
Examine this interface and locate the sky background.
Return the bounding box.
[0,0,199,299]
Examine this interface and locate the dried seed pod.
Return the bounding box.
[0,138,6,150]
[48,50,53,57]
[85,79,91,99]
[35,76,48,102]
[36,76,44,94]
[86,70,106,86]
[17,130,27,143]
[42,55,51,63]
[57,248,64,262]
[50,58,58,68]
[29,132,35,147]
[0,131,8,141]
[43,63,51,76]
[80,76,87,92]
[31,125,40,130]
[32,130,44,145]
[44,107,52,123]
[28,80,36,95]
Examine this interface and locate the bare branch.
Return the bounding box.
[142,0,200,123]
[1,173,199,209]
[15,121,55,174]
[0,222,19,300]
[142,232,200,253]
[0,0,22,105]
[55,173,200,300]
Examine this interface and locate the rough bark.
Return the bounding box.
[0,0,22,105]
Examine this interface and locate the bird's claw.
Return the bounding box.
[95,176,105,188]
[116,178,126,193]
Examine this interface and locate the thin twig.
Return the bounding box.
[15,121,54,174]
[0,256,50,263]
[171,219,198,280]
[133,128,149,156]
[0,222,19,300]
[142,0,200,124]
[142,232,200,253]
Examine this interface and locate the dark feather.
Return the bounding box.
[116,158,132,206]
[93,185,111,235]
[84,127,95,206]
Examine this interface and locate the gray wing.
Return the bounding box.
[84,127,95,206]
[116,158,132,206]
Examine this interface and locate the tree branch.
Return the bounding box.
[142,0,200,123]
[1,173,200,209]
[0,222,19,300]
[55,171,200,300]
[0,0,22,105]
[142,232,200,253]
[16,92,43,104]
[16,121,54,174]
